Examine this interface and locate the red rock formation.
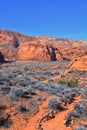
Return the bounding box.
[0,29,36,45]
[58,46,87,61]
[0,29,87,62]
[70,55,87,70]
[18,41,63,61]
[0,29,36,61]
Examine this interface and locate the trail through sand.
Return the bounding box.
[23,97,80,130]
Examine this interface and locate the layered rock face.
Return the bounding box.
[18,42,63,61]
[0,29,87,62]
[70,55,87,70]
[0,29,36,45]
[0,29,36,61]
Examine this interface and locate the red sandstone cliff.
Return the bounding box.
[0,29,87,62]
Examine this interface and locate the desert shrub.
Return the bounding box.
[0,81,5,85]
[74,103,87,118]
[64,114,72,127]
[48,84,71,96]
[65,86,87,129]
[24,67,29,71]
[58,79,65,84]
[14,77,22,83]
[17,104,28,113]
[58,78,78,88]
[71,88,81,94]
[60,97,69,105]
[28,100,39,114]
[13,77,29,87]
[33,82,63,96]
[28,100,37,108]
[62,88,71,94]
[81,100,87,108]
[18,80,29,87]
[33,82,48,92]
[27,86,36,95]
[74,103,83,115]
[33,82,68,96]
[60,93,74,105]
[31,81,79,98]
[0,113,12,128]
[9,87,24,101]
[20,91,31,99]
[62,88,79,97]
[65,110,81,127]
[48,98,62,110]
[29,79,39,85]
[67,111,80,118]
[81,87,87,99]
[65,93,74,102]
[35,96,42,102]
[1,86,11,94]
[7,72,16,78]
[56,84,67,93]
[66,78,78,88]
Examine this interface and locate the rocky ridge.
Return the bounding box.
[0,29,87,67]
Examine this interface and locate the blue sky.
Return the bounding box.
[0,0,87,40]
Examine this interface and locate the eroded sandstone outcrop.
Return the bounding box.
[0,29,87,62]
[0,29,36,61]
[70,55,87,70]
[17,41,63,61]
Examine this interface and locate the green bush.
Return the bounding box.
[58,80,65,84]
[58,78,78,88]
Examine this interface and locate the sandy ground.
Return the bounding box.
[23,97,80,130]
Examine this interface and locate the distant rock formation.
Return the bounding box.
[0,29,87,62]
[0,29,36,61]
[18,41,63,61]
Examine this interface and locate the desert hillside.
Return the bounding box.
[0,29,87,130]
[0,29,87,64]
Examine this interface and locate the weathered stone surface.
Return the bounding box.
[18,42,63,61]
[0,29,87,62]
[70,55,87,70]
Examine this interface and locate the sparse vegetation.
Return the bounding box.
[48,98,63,110]
[58,78,78,88]
[0,60,87,130]
[0,113,12,128]
[65,86,87,129]
[17,104,28,113]
[9,87,24,101]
